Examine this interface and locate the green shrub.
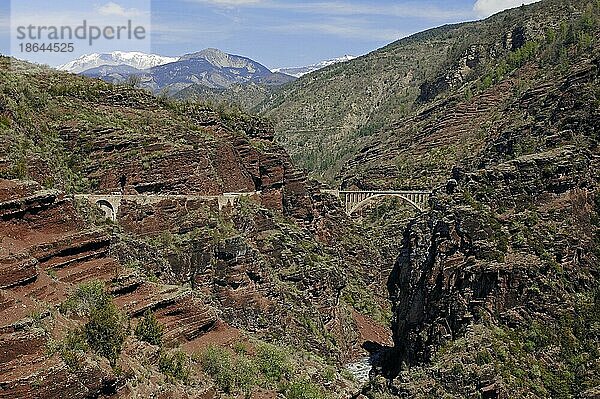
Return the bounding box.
[0,156,28,180]
[507,41,539,68]
[46,268,57,280]
[84,300,127,367]
[56,281,128,367]
[234,356,260,397]
[321,366,336,383]
[286,378,327,399]
[160,351,191,383]
[59,329,89,370]
[233,341,249,355]
[198,343,337,397]
[199,345,230,376]
[134,311,164,346]
[475,349,493,365]
[256,343,294,384]
[199,344,283,396]
[60,280,109,316]
[199,346,237,392]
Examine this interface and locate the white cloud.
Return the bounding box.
[96,2,145,17]
[189,0,262,6]
[185,0,468,20]
[276,2,467,20]
[267,19,405,42]
[473,0,541,17]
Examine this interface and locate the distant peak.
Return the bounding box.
[181,48,269,72]
[184,48,228,57]
[198,48,227,56]
[272,55,357,78]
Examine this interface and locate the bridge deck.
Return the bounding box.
[76,189,431,221]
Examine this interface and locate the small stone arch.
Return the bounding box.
[347,193,424,215]
[95,199,116,222]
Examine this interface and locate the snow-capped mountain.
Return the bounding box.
[272,55,356,78]
[58,51,179,74]
[66,48,295,102]
[125,48,293,91]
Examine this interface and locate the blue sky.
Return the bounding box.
[0,0,540,68]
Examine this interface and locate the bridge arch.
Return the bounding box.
[95,199,116,222]
[347,193,425,215]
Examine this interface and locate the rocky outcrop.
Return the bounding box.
[389,148,595,360]
[379,48,600,397]
[374,172,597,397]
[112,190,374,360]
[0,254,37,289]
[0,179,219,398]
[417,44,482,103]
[44,82,326,229]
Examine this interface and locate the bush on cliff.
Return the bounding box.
[256,343,294,384]
[50,329,89,370]
[60,281,128,367]
[134,310,164,346]
[84,300,128,367]
[286,378,328,399]
[198,343,300,397]
[159,351,191,383]
[60,280,109,316]
[198,345,257,395]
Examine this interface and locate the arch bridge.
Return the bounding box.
[74,190,430,221]
[323,190,431,215]
[73,192,260,223]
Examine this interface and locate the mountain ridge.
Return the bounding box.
[59,51,179,73]
[257,0,582,183]
[60,50,360,107]
[63,48,295,105]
